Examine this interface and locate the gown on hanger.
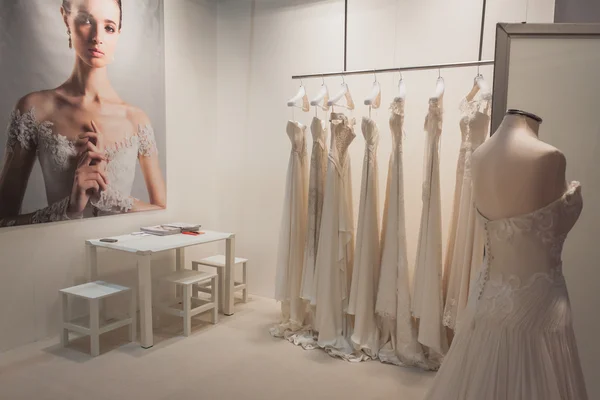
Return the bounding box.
[376,99,435,370]
[312,112,358,359]
[442,92,491,331]
[300,117,328,305]
[347,117,380,359]
[272,121,309,336]
[425,181,588,400]
[411,96,448,360]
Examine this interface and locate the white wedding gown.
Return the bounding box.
[425,181,588,400]
[312,112,358,359]
[300,117,328,305]
[376,99,434,370]
[272,121,309,336]
[1,108,157,226]
[347,117,381,359]
[411,96,448,360]
[442,92,491,330]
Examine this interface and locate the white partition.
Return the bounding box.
[492,23,600,399]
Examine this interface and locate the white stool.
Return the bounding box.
[60,281,136,357]
[157,270,218,336]
[192,255,249,307]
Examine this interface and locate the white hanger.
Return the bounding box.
[364,71,381,108]
[327,75,355,110]
[287,81,310,112]
[466,66,491,101]
[432,68,445,99]
[310,76,330,113]
[394,71,407,102]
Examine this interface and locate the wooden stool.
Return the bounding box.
[60,281,136,357]
[192,255,248,307]
[157,270,218,336]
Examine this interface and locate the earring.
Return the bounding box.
[67,30,72,49]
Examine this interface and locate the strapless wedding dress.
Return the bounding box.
[425,181,588,400]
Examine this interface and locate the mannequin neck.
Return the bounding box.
[497,113,541,138]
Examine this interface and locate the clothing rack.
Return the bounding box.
[292,59,494,80]
[291,0,492,80]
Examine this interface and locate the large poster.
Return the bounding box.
[0,0,166,227]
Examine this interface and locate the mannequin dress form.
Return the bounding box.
[424,111,588,400]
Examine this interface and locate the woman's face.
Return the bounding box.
[63,0,121,68]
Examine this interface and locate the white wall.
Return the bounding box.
[0,0,219,353]
[215,0,555,298]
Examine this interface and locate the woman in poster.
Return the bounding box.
[0,0,166,227]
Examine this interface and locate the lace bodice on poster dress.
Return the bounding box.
[3,108,157,223]
[425,181,588,400]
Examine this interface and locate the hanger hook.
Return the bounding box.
[438,68,441,78]
[374,69,377,83]
[341,74,345,84]
[300,79,304,87]
[399,70,403,81]
[322,75,325,85]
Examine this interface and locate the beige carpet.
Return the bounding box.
[0,296,435,400]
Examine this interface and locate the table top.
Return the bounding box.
[86,230,233,254]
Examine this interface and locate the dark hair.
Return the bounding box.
[62,0,123,29]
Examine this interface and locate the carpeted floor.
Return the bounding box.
[0,296,435,400]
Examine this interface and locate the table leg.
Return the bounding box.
[87,244,98,281]
[224,235,235,316]
[137,254,153,348]
[175,248,185,298]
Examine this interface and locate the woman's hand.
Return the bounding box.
[67,150,109,217]
[77,120,107,170]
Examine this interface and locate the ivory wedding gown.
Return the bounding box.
[347,117,380,358]
[312,112,358,359]
[272,121,309,336]
[425,181,588,400]
[442,92,491,330]
[376,99,434,370]
[411,96,448,360]
[300,117,328,305]
[1,108,158,226]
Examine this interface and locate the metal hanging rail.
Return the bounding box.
[292,59,494,80]
[292,0,492,81]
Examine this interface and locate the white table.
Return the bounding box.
[86,230,235,348]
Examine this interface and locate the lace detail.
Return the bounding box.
[459,92,492,124]
[390,99,405,118]
[475,181,582,301]
[137,124,157,157]
[31,197,71,224]
[330,113,356,167]
[37,124,77,171]
[90,186,134,213]
[5,108,40,152]
[425,98,443,133]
